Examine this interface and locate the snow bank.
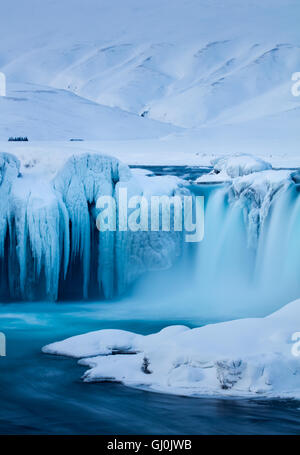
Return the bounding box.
[42,299,300,399]
[0,151,188,301]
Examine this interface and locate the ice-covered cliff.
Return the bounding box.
[0,152,187,301]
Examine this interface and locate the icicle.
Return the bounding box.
[0,152,189,301]
[0,153,20,256]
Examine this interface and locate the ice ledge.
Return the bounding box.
[42,299,300,399]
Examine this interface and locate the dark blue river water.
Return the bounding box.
[1,302,300,435]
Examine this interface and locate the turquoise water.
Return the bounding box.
[1,302,300,435]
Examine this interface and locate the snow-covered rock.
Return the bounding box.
[196,154,272,183]
[213,154,272,178]
[42,299,300,399]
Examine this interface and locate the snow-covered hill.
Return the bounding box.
[0,0,299,150]
[0,82,178,140]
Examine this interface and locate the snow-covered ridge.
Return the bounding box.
[0,152,187,301]
[42,299,300,399]
[0,82,179,141]
[0,0,300,153]
[1,0,300,130]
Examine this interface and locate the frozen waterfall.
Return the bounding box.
[0,152,186,301]
[184,157,300,317]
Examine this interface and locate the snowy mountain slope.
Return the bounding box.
[0,82,178,140]
[0,0,300,140]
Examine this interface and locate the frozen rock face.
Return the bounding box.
[196,153,272,183]
[229,169,292,247]
[0,152,187,301]
[212,154,272,178]
[42,299,300,399]
[196,154,293,247]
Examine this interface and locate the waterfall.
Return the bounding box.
[187,181,299,318]
[132,164,300,320]
[158,177,300,320]
[0,150,299,321]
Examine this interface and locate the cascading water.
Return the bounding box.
[132,159,300,320]
[187,180,300,318]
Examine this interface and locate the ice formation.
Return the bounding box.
[196,154,292,247]
[0,152,187,301]
[183,153,300,317]
[229,169,293,247]
[42,298,300,399]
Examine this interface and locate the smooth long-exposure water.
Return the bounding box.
[1,302,300,435]
[1,166,300,434]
